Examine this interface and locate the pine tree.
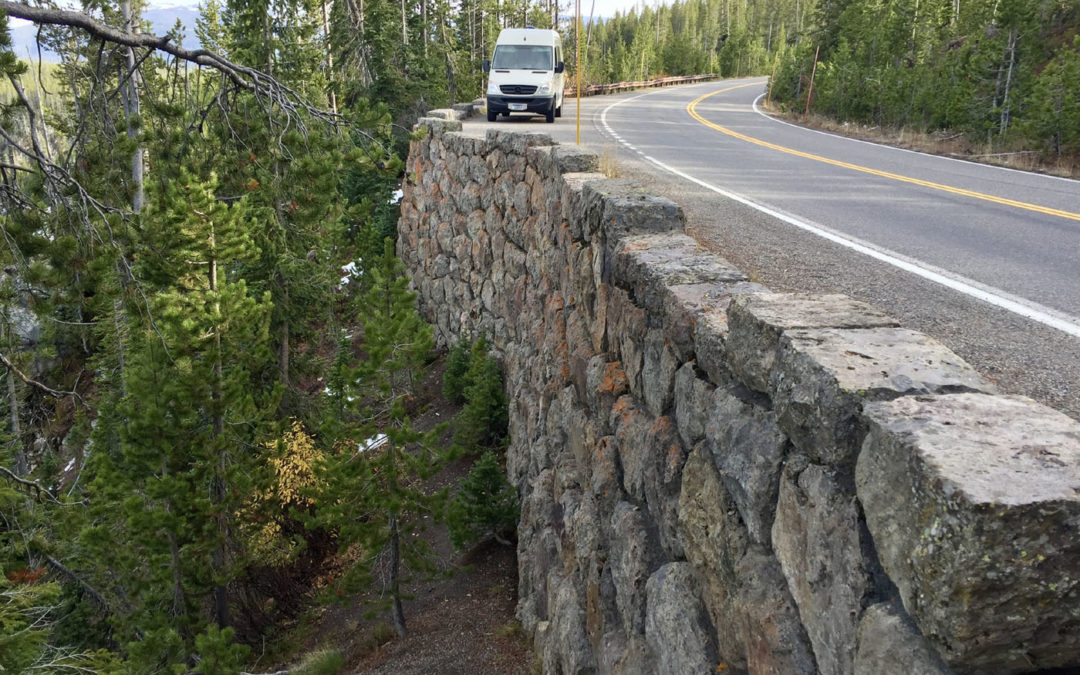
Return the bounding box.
[446,450,519,549]
[442,335,472,403]
[451,337,508,455]
[357,238,434,407]
[313,238,444,638]
[316,409,446,637]
[79,170,275,660]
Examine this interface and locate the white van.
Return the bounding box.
[484,28,565,123]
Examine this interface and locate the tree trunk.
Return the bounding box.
[161,454,190,623]
[279,278,290,390]
[121,0,144,212]
[208,227,232,629]
[389,513,407,637]
[321,0,338,113]
[999,28,1017,136]
[169,524,189,619]
[441,22,457,103]
[3,320,25,477]
[911,0,920,46]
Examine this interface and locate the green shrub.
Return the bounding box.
[442,336,472,403]
[294,648,346,675]
[451,339,508,455]
[447,450,519,549]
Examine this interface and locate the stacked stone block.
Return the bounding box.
[399,114,1080,674]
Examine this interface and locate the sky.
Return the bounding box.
[9,0,654,33]
[136,0,655,20]
[567,0,657,19]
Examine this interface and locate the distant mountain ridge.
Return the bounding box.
[9,6,203,61]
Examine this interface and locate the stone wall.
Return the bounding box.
[398,108,1080,675]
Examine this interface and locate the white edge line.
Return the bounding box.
[601,96,1080,340]
[749,94,1080,186]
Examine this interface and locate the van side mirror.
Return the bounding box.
[555,61,564,74]
[483,59,491,73]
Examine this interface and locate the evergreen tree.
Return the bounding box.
[79,170,275,661]
[451,337,508,455]
[315,409,446,637]
[357,238,434,407]
[446,450,519,549]
[312,240,445,638]
[442,335,472,403]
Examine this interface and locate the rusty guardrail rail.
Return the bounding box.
[563,73,719,97]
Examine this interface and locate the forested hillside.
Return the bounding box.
[772,0,1080,158]
[0,0,515,670]
[576,0,1079,160]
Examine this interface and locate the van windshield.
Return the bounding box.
[492,45,554,70]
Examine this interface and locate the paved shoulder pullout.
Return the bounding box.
[464,81,1080,419]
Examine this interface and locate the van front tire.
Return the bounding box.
[487,109,497,122]
[545,107,555,123]
[555,105,562,118]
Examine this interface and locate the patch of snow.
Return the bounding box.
[322,386,356,403]
[339,260,363,288]
[64,458,76,472]
[389,189,404,204]
[360,434,389,453]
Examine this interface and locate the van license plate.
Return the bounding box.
[508,103,527,111]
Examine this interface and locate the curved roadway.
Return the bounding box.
[467,78,1080,418]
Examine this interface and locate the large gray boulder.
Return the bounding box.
[726,293,899,393]
[706,386,789,546]
[678,442,750,670]
[853,602,951,675]
[771,327,990,467]
[673,363,715,448]
[857,393,1080,673]
[773,460,873,675]
[609,501,663,638]
[540,576,598,675]
[644,563,720,674]
[678,443,817,674]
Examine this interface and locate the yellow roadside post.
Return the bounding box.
[576,0,582,144]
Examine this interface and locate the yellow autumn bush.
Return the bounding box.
[241,419,325,566]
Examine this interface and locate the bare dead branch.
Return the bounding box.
[0,0,345,128]
[44,555,110,610]
[0,350,86,405]
[0,465,86,506]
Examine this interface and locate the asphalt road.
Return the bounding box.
[464,79,1080,419]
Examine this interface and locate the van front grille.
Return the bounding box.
[500,85,538,95]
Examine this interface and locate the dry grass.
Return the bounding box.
[600,142,621,177]
[764,105,1080,180]
[495,619,525,640]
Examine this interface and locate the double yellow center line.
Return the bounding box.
[687,85,1080,223]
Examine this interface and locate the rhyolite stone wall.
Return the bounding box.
[398,106,1080,675]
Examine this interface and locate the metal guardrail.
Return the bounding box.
[563,73,720,97]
